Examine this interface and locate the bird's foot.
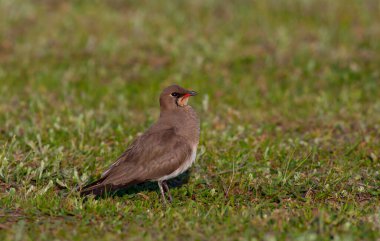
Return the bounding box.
[158,181,169,206]
[162,181,173,203]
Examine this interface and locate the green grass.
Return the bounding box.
[1,0,380,240]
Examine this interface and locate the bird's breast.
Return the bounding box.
[162,106,200,145]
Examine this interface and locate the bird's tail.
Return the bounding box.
[80,177,114,197]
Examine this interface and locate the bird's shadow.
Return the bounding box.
[99,170,191,199]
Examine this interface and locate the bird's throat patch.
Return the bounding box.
[177,95,190,107]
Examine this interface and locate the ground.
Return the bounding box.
[0,0,380,240]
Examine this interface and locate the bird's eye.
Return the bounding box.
[171,92,179,97]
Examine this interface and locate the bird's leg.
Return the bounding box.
[157,181,167,205]
[162,180,173,203]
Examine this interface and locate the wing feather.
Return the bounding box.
[80,127,192,196]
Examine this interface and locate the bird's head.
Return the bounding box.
[159,84,197,111]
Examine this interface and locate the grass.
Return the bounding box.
[1,0,380,240]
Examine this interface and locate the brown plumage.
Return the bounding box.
[80,85,200,203]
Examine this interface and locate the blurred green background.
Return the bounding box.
[0,0,380,240]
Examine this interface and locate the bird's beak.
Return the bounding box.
[178,90,197,106]
[187,90,197,96]
[182,91,197,98]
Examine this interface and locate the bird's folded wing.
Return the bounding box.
[99,127,193,187]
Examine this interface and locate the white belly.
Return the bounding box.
[157,146,197,181]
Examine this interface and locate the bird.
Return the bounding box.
[80,84,200,203]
